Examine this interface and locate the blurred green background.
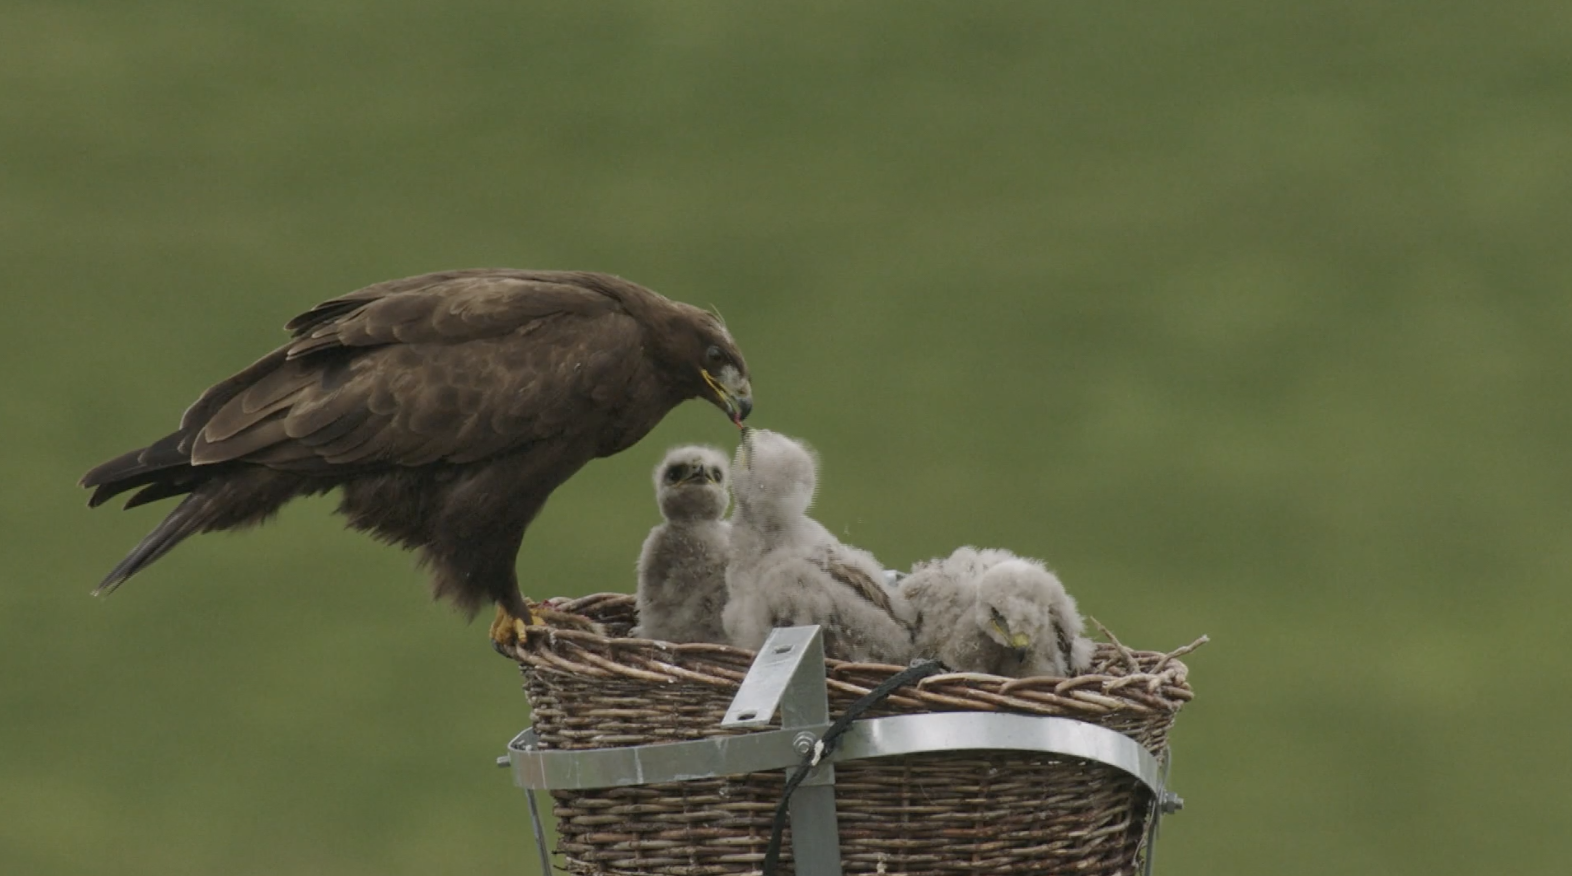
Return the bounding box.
[4,2,1569,874]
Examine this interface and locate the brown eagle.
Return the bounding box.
[80,269,752,646]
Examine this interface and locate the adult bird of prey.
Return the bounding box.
[633,445,732,644]
[723,428,915,664]
[901,547,1095,677]
[79,269,752,647]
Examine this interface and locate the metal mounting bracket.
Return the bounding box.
[720,625,842,874]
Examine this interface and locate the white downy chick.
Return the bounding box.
[903,547,1095,677]
[723,429,915,664]
[633,445,731,643]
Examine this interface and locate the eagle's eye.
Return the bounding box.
[705,345,723,364]
[708,467,723,482]
[665,465,686,484]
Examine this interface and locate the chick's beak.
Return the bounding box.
[702,366,753,426]
[993,618,1032,658]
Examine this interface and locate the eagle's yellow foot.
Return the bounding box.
[489,603,537,653]
[490,601,606,655]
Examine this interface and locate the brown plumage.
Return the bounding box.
[81,269,752,645]
[812,557,899,618]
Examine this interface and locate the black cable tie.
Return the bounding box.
[761,660,944,876]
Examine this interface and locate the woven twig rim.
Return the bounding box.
[505,592,1201,733]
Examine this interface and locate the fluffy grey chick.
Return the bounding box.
[903,547,1095,677]
[634,445,732,643]
[723,429,916,663]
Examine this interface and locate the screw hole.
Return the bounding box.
[736,711,756,721]
[773,645,793,654]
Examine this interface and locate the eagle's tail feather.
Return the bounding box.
[82,431,195,508]
[93,470,308,594]
[94,492,211,594]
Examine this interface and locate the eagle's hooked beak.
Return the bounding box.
[702,366,752,427]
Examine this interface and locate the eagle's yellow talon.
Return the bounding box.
[492,600,606,650]
[489,604,535,651]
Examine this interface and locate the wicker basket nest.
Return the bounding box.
[503,592,1203,876]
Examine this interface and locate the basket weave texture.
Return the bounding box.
[504,593,1198,876]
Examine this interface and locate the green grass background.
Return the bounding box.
[4,3,1569,874]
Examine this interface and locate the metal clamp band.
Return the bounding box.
[506,724,827,790]
[506,711,1172,799]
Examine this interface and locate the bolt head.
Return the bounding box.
[792,731,817,754]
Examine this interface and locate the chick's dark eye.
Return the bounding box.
[705,345,723,364]
[665,466,686,484]
[990,607,1006,622]
[708,467,723,481]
